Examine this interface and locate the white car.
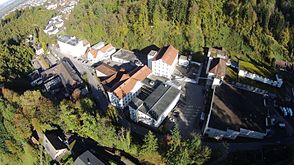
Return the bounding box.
[287,107,293,117]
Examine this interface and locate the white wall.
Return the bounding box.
[58,40,89,57]
[179,58,189,67]
[238,69,283,88]
[43,135,67,160]
[204,126,266,140]
[137,110,156,126]
[129,87,180,128]
[204,127,239,140]
[152,59,173,79]
[239,128,266,139]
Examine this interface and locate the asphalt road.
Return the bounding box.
[48,45,109,112]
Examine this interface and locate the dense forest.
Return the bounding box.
[66,0,294,64]
[0,7,54,83]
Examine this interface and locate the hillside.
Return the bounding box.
[65,0,294,64]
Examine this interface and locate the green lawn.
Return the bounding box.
[21,144,38,165]
[225,67,279,94]
[239,60,274,78]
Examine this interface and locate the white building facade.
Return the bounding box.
[43,134,68,160]
[57,36,90,57]
[147,45,179,79]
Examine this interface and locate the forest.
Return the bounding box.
[66,0,294,65]
[0,7,54,84]
[0,88,211,164]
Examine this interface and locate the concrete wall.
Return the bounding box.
[238,69,283,88]
[204,126,266,140]
[239,128,266,139]
[204,127,240,140]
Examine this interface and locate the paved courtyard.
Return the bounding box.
[172,82,205,139]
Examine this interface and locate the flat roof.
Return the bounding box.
[130,83,181,120]
[111,49,141,64]
[58,35,79,46]
[208,82,267,133]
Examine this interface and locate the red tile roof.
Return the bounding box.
[110,65,151,99]
[154,45,179,65]
[95,63,117,77]
[99,44,114,53]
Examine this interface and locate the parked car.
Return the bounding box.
[173,111,180,117]
[278,122,286,128]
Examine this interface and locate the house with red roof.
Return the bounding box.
[106,65,152,109]
[147,45,179,79]
[85,43,116,62]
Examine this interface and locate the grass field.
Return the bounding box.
[21,144,37,165]
[239,60,274,78]
[225,67,279,94]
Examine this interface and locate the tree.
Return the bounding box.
[140,131,158,156]
[165,127,211,165]
[106,105,118,122]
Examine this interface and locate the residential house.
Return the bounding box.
[207,47,228,59]
[203,82,268,140]
[73,150,105,165]
[43,131,68,160]
[111,48,142,66]
[129,82,181,128]
[205,48,228,87]
[41,59,88,97]
[85,43,116,62]
[207,58,227,86]
[107,65,151,109]
[95,62,117,78]
[57,35,90,57]
[147,45,179,79]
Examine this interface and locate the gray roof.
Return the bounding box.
[73,150,104,165]
[111,49,141,64]
[44,131,67,150]
[58,35,79,46]
[41,60,83,93]
[130,84,181,120]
